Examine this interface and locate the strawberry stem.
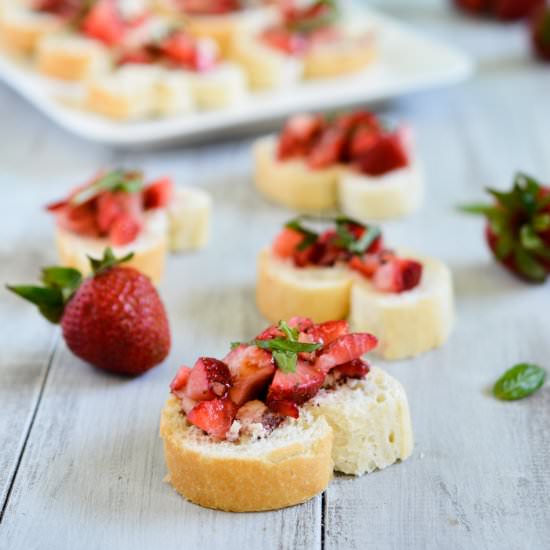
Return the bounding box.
[88,247,134,275]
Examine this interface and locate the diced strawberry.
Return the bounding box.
[260,26,307,54]
[170,365,192,398]
[223,345,275,406]
[186,397,238,440]
[255,324,284,340]
[143,177,174,209]
[277,114,325,160]
[348,254,382,278]
[109,213,142,246]
[118,47,157,65]
[348,125,381,160]
[45,199,68,213]
[185,357,232,401]
[288,316,315,332]
[332,358,370,380]
[34,0,81,18]
[373,257,423,293]
[335,111,381,135]
[307,320,349,346]
[56,202,100,238]
[272,227,305,259]
[355,133,409,176]
[307,127,347,169]
[268,400,299,419]
[81,0,126,46]
[180,0,241,15]
[235,399,286,433]
[315,333,378,373]
[161,32,217,72]
[267,361,325,414]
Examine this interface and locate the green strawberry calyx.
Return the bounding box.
[460,172,550,283]
[6,248,134,323]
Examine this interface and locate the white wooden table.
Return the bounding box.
[1,2,550,549]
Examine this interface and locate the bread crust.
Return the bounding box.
[160,397,334,512]
[187,14,239,57]
[254,136,340,211]
[350,253,454,359]
[256,248,352,324]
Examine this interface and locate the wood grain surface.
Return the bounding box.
[1,1,549,549]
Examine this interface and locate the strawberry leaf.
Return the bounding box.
[88,248,134,275]
[6,285,65,323]
[513,248,547,282]
[41,267,82,301]
[493,363,546,401]
[533,213,550,232]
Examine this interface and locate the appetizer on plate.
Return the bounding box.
[160,318,413,511]
[254,110,424,220]
[46,169,211,283]
[231,0,375,90]
[257,217,454,359]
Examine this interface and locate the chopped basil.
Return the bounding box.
[493,363,546,401]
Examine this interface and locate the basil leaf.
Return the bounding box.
[278,320,299,341]
[230,342,242,350]
[285,218,319,251]
[255,338,322,354]
[493,363,546,401]
[349,226,381,255]
[272,350,297,374]
[72,170,144,205]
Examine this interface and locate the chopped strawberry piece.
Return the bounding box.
[186,397,238,440]
[185,357,232,401]
[260,26,307,54]
[45,199,68,213]
[307,127,347,169]
[223,345,275,406]
[267,361,325,414]
[161,32,217,72]
[236,399,285,433]
[288,316,315,332]
[272,227,305,259]
[307,320,349,346]
[355,133,409,176]
[255,324,284,340]
[109,213,142,246]
[277,114,325,160]
[315,333,378,374]
[143,177,174,209]
[373,258,423,293]
[55,202,100,238]
[81,0,126,47]
[332,358,370,380]
[268,400,299,419]
[348,254,382,278]
[335,111,382,135]
[34,0,80,18]
[179,0,241,15]
[348,125,382,160]
[170,365,192,397]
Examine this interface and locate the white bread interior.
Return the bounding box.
[55,210,168,284]
[36,33,111,81]
[156,70,195,116]
[253,135,341,211]
[338,157,424,221]
[230,31,303,90]
[0,3,62,55]
[305,366,413,475]
[190,62,247,109]
[168,186,211,252]
[160,396,334,512]
[256,248,352,324]
[350,252,454,360]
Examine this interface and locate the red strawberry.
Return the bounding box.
[109,213,142,246]
[8,248,171,376]
[272,227,305,259]
[307,319,349,346]
[161,31,217,71]
[260,26,308,54]
[373,258,423,293]
[170,365,192,398]
[143,177,174,209]
[530,2,550,61]
[97,190,142,235]
[348,253,382,278]
[223,345,275,406]
[315,333,378,374]
[54,201,100,238]
[335,111,381,135]
[355,132,409,176]
[81,0,126,46]
[348,125,381,160]
[235,399,285,433]
[307,127,347,169]
[180,0,241,15]
[288,316,315,332]
[187,397,238,440]
[185,357,232,401]
[268,400,299,419]
[277,113,325,160]
[267,361,325,415]
[332,358,370,380]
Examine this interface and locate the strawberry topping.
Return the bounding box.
[143,177,174,209]
[169,318,379,439]
[81,0,127,47]
[178,0,241,15]
[372,257,423,293]
[276,110,411,175]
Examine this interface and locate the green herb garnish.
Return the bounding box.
[493,363,546,401]
[71,170,144,205]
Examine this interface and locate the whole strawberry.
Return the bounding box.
[461,173,550,283]
[7,248,171,375]
[530,2,550,60]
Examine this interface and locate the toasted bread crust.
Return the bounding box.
[254,137,340,211]
[160,397,333,512]
[256,248,352,324]
[0,14,61,55]
[55,227,167,284]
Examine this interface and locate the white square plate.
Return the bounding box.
[0,8,473,147]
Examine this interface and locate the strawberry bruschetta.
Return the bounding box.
[257,217,454,359]
[160,318,413,511]
[231,0,375,90]
[47,170,211,283]
[254,110,424,220]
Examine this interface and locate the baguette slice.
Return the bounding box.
[256,248,352,324]
[168,186,211,252]
[37,33,111,81]
[305,367,413,475]
[160,396,334,512]
[303,30,376,79]
[190,62,247,109]
[0,4,63,55]
[55,210,168,284]
[338,158,424,221]
[254,136,340,211]
[350,253,454,360]
[230,32,303,90]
